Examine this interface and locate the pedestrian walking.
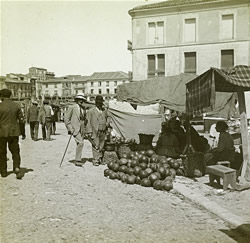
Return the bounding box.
[64,93,88,166]
[0,89,25,179]
[39,100,54,141]
[27,101,39,141]
[51,104,60,135]
[86,95,110,166]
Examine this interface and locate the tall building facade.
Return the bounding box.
[128,0,250,80]
[85,72,129,101]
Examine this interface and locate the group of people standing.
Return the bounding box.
[64,94,110,167]
[27,100,59,141]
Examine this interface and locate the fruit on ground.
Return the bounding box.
[162,181,173,191]
[126,175,136,184]
[153,180,163,190]
[139,170,149,179]
[104,169,111,177]
[112,163,120,172]
[149,173,160,184]
[141,178,152,187]
[119,165,127,173]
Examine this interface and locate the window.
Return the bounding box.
[75,83,78,86]
[114,81,117,86]
[114,88,117,94]
[221,50,234,69]
[184,52,196,73]
[98,82,101,87]
[46,84,48,88]
[184,18,196,43]
[54,84,57,88]
[98,89,102,94]
[106,81,109,87]
[148,21,164,45]
[147,54,165,78]
[221,14,234,40]
[90,89,94,94]
[91,82,94,87]
[54,90,58,95]
[106,89,110,94]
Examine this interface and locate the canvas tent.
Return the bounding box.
[117,73,237,118]
[186,65,250,183]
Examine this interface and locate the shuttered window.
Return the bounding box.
[148,55,156,78]
[221,50,234,69]
[148,21,164,45]
[184,52,196,74]
[147,54,165,78]
[157,54,165,77]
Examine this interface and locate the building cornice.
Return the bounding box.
[129,0,250,18]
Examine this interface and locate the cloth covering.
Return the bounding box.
[186,65,250,114]
[108,108,164,143]
[117,73,197,113]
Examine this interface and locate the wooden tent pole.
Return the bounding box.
[237,88,250,183]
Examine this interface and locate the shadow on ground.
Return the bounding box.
[220,224,250,243]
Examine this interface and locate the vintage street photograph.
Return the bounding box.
[1,0,250,242]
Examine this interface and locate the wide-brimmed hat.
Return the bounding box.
[75,93,86,101]
[43,100,49,104]
[32,101,38,105]
[95,95,104,103]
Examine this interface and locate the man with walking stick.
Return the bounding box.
[64,93,88,166]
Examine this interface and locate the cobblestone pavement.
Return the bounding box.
[0,123,247,243]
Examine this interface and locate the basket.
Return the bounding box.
[102,151,119,165]
[104,142,116,152]
[117,143,131,158]
[182,152,205,177]
[138,134,154,145]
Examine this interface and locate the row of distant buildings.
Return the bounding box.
[1,0,249,103]
[0,67,131,102]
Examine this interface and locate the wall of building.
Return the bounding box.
[131,2,250,80]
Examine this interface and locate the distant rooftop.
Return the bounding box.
[89,72,128,80]
[129,0,226,13]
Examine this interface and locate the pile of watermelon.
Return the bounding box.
[103,150,184,192]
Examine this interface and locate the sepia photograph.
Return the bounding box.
[1,0,250,242]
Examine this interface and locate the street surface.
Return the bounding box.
[0,122,246,243]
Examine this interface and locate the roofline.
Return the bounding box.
[128,0,249,16]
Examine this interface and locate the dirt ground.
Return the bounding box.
[0,122,249,243]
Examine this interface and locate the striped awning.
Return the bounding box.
[186,65,250,113]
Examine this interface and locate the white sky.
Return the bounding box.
[0,0,159,77]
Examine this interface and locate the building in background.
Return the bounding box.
[0,73,32,100]
[28,67,55,98]
[40,75,89,99]
[85,72,129,101]
[128,0,250,80]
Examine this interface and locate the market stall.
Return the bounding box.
[186,65,250,184]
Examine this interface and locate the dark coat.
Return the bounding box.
[0,99,24,137]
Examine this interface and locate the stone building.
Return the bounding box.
[128,0,250,80]
[85,72,129,101]
[0,73,32,100]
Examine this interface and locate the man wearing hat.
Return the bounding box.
[0,89,25,179]
[39,100,54,141]
[86,95,110,166]
[64,93,88,166]
[27,101,40,141]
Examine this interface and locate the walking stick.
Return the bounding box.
[59,133,73,167]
